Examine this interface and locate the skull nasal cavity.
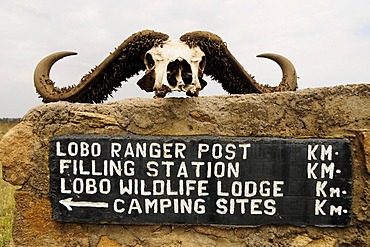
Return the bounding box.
[167,60,192,87]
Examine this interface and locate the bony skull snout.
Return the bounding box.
[167,59,193,91]
[144,39,205,97]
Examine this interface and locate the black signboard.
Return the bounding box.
[49,135,352,226]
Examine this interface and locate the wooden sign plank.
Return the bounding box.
[49,135,352,226]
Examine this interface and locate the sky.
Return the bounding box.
[1,1,369,117]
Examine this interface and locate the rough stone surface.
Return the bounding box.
[0,83,369,246]
[359,131,370,174]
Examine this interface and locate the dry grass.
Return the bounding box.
[0,119,19,139]
[0,169,15,246]
[0,123,14,140]
[0,120,19,246]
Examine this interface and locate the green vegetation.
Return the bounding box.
[0,119,19,246]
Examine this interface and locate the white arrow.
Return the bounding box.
[59,197,109,211]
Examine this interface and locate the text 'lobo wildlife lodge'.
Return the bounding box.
[49,135,352,226]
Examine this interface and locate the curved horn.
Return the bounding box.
[256,53,297,92]
[34,51,79,102]
[34,30,170,103]
[179,31,298,94]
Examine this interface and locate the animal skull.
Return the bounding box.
[144,39,206,97]
[33,30,298,103]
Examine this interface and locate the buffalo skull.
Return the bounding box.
[33,30,297,103]
[142,39,206,97]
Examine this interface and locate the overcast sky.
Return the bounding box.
[1,1,369,117]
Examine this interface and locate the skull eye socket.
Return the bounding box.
[199,56,206,72]
[145,53,155,69]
